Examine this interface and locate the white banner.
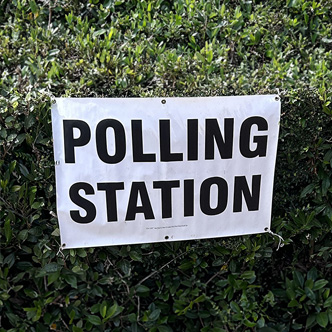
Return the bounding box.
[52,96,280,249]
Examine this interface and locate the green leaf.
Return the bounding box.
[241,270,256,280]
[16,261,32,271]
[48,271,60,285]
[300,183,315,198]
[194,295,206,303]
[24,289,38,298]
[31,202,42,209]
[29,0,38,14]
[216,280,228,287]
[220,3,226,16]
[11,185,21,192]
[43,263,60,273]
[51,228,60,237]
[307,268,318,281]
[293,270,304,288]
[4,219,12,243]
[313,279,328,291]
[19,164,29,177]
[305,287,316,301]
[87,315,102,326]
[5,312,20,326]
[72,266,81,273]
[64,275,77,288]
[243,319,256,328]
[158,326,172,332]
[18,229,28,241]
[230,301,241,314]
[100,302,107,318]
[323,296,332,308]
[48,49,60,56]
[118,259,131,275]
[1,292,11,300]
[129,251,142,261]
[15,133,26,146]
[7,133,17,142]
[9,160,16,173]
[211,328,226,332]
[288,299,299,307]
[103,0,113,8]
[77,248,87,258]
[328,310,332,325]
[149,309,161,321]
[91,303,100,314]
[47,49,60,61]
[316,311,328,328]
[93,29,107,37]
[322,177,330,196]
[136,285,150,293]
[179,261,193,270]
[105,303,120,319]
[196,52,205,62]
[69,309,76,324]
[128,313,136,323]
[24,114,36,129]
[306,314,316,328]
[73,327,83,332]
[324,150,332,162]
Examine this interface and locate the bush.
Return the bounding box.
[1,0,332,331]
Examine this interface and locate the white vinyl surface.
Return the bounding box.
[51,95,280,248]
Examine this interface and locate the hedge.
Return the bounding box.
[1,0,332,331]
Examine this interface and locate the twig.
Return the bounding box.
[107,259,131,295]
[136,295,140,322]
[48,0,54,29]
[205,256,231,287]
[197,303,204,328]
[205,271,222,286]
[137,250,189,285]
[44,276,48,292]
[0,197,26,219]
[51,295,62,305]
[61,317,70,331]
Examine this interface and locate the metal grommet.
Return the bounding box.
[55,160,60,165]
[165,235,169,240]
[161,99,166,104]
[264,227,269,232]
[62,243,66,248]
[275,96,280,101]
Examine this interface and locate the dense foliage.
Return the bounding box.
[1,0,332,331]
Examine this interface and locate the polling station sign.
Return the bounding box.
[51,96,280,249]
